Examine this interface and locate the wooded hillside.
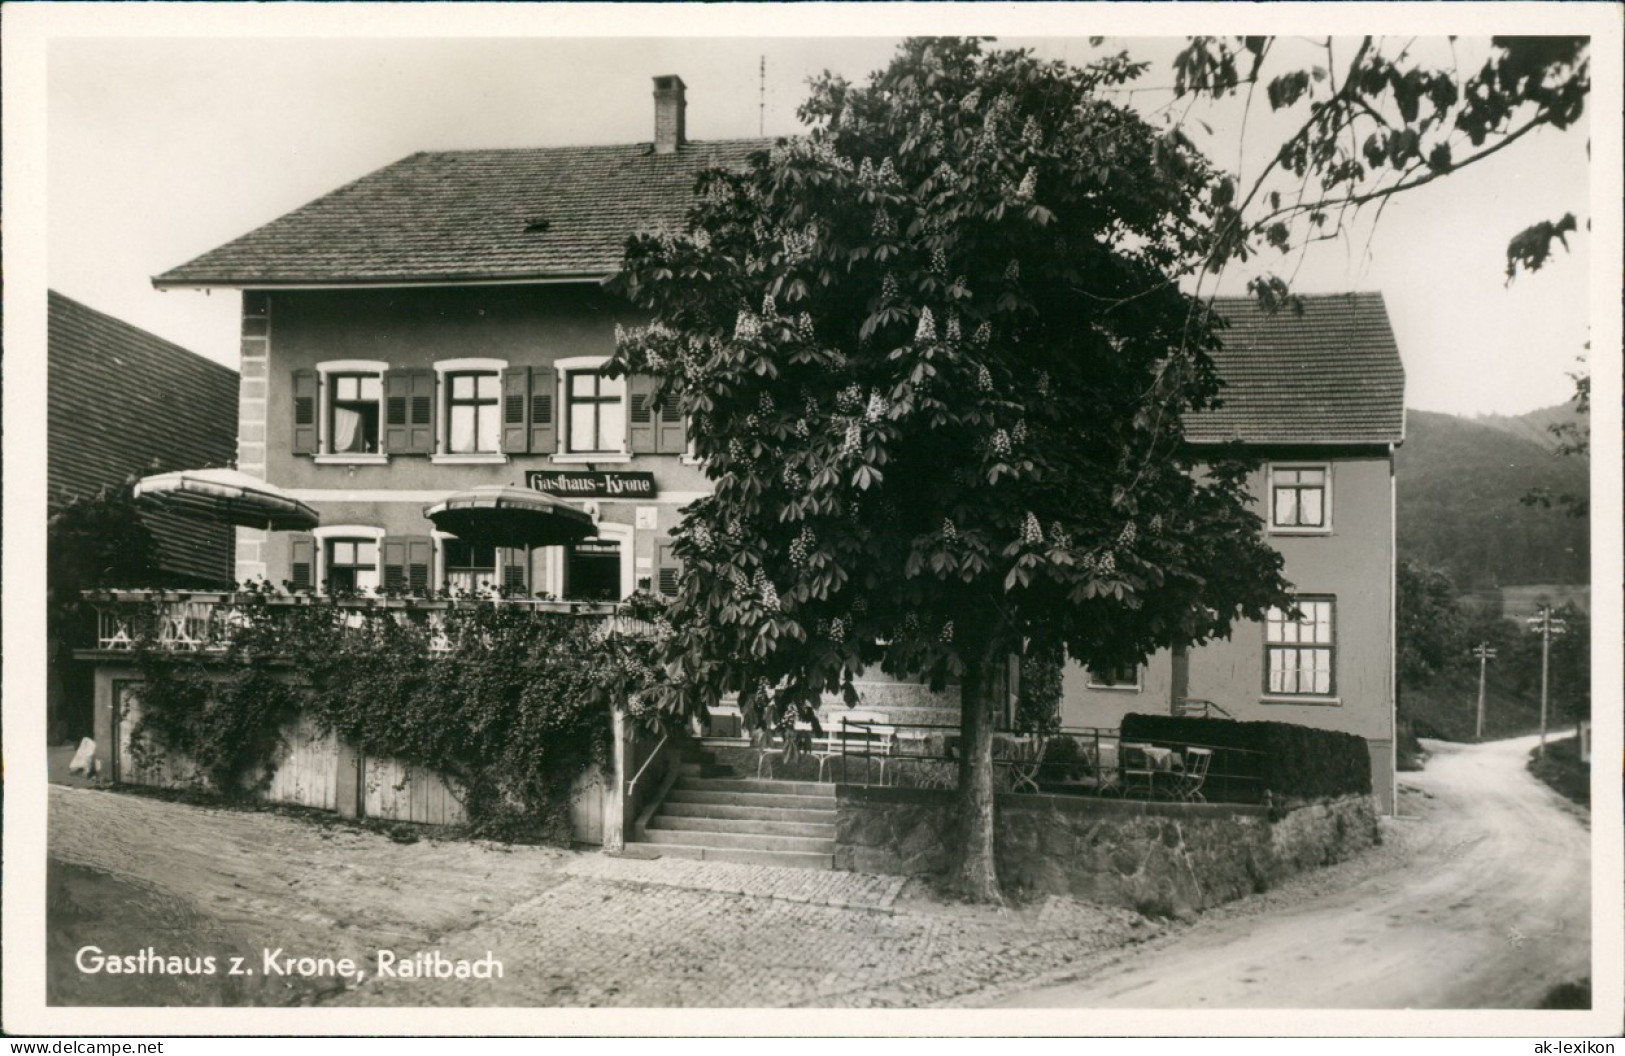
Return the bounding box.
[1396,408,1588,588]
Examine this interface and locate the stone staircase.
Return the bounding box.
[625,745,836,870]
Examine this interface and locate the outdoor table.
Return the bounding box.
[1142,745,1184,772]
[994,734,1045,794]
[1124,744,1185,798]
[924,733,1044,792]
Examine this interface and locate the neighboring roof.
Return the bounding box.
[49,291,240,586]
[1190,292,1406,446]
[153,139,771,288]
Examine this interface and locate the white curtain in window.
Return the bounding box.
[450,407,476,453]
[478,407,500,452]
[1300,489,1323,526]
[1276,489,1299,526]
[332,407,361,452]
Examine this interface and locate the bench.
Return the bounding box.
[809,711,895,783]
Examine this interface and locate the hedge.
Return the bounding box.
[1120,712,1372,801]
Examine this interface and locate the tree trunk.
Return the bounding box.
[951,644,1004,903]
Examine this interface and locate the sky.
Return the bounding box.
[42,23,1595,418]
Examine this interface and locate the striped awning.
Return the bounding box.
[424,485,594,548]
[133,468,319,532]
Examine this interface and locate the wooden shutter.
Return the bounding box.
[501,367,531,454]
[656,391,686,455]
[627,374,657,454]
[383,370,412,454]
[407,538,433,595]
[381,538,408,594]
[528,365,557,454]
[288,534,316,592]
[498,547,529,595]
[406,369,436,454]
[383,536,433,595]
[655,539,683,599]
[292,370,319,454]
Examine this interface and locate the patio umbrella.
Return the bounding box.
[424,485,595,549]
[132,468,320,532]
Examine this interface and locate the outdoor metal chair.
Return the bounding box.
[1176,747,1213,803]
[1084,740,1123,797]
[1120,742,1158,799]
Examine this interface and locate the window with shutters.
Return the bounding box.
[1268,464,1331,533]
[566,370,626,454]
[307,527,385,595]
[324,538,379,594]
[299,362,390,462]
[430,358,506,463]
[329,373,382,453]
[447,372,501,454]
[548,357,630,462]
[1264,597,1337,698]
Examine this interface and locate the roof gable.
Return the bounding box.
[1191,292,1406,447]
[154,140,770,287]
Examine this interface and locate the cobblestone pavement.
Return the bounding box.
[329,860,1155,1008]
[561,854,908,912]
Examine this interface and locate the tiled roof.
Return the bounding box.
[153,140,772,287]
[49,291,240,586]
[1190,292,1406,446]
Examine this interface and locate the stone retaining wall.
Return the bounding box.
[835,786,1378,917]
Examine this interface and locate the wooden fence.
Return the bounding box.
[109,679,607,840]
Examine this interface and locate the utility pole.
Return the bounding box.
[1526,605,1567,760]
[1472,641,1497,740]
[759,56,766,137]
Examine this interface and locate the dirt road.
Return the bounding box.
[983,735,1593,1009]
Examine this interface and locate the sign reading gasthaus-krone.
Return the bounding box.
[527,470,657,499]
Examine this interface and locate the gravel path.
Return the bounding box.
[974,735,1594,1009]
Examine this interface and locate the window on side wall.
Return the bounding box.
[1086,663,1141,690]
[1264,597,1335,696]
[446,372,501,454]
[1269,465,1330,532]
[566,370,626,455]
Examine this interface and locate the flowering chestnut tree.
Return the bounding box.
[611,38,1291,901]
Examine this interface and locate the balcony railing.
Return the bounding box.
[83,590,655,653]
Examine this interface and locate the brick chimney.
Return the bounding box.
[653,75,686,154]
